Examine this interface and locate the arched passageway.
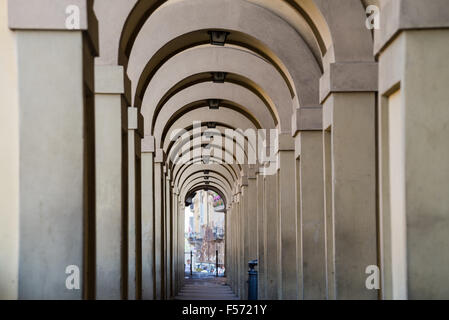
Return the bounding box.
[1,0,449,301]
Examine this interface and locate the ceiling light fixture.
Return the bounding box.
[208,30,230,46]
[211,72,227,83]
[208,99,220,110]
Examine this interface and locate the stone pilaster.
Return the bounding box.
[256,170,266,299]
[376,0,449,300]
[321,60,378,300]
[141,136,155,299]
[240,179,248,299]
[95,65,129,300]
[127,106,143,299]
[165,170,173,298]
[154,149,166,299]
[263,163,280,299]
[293,107,326,300]
[7,0,98,299]
[276,134,298,299]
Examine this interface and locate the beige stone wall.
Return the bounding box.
[0,0,19,300]
[2,0,449,301]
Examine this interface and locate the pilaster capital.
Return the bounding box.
[8,0,99,55]
[240,176,249,187]
[291,106,322,136]
[233,184,241,195]
[95,65,131,103]
[275,133,295,153]
[166,168,172,181]
[319,62,378,104]
[375,0,449,56]
[128,107,138,130]
[247,165,257,179]
[154,148,166,163]
[142,136,155,153]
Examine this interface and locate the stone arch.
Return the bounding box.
[180,174,233,199]
[175,165,236,193]
[183,185,229,211]
[140,46,292,134]
[167,127,252,167]
[161,107,257,150]
[182,181,231,207]
[152,82,276,138]
[126,0,322,107]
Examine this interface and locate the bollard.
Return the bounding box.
[248,259,258,300]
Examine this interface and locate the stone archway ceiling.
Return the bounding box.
[127,0,323,108]
[167,127,252,163]
[151,82,276,136]
[107,0,373,195]
[184,185,229,210]
[116,0,330,68]
[150,72,278,132]
[139,45,292,135]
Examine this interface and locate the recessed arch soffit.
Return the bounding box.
[158,102,262,148]
[150,72,278,134]
[152,81,276,138]
[176,165,236,192]
[96,0,373,69]
[139,46,292,135]
[167,125,252,163]
[169,135,252,170]
[127,0,322,109]
[166,124,259,163]
[180,175,232,199]
[172,143,250,174]
[183,185,229,210]
[181,182,232,208]
[162,108,257,150]
[173,159,241,187]
[169,147,246,182]
[183,179,230,201]
[116,0,329,66]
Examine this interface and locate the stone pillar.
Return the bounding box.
[172,190,178,295]
[176,195,181,294]
[176,200,185,294]
[321,60,378,299]
[225,206,230,280]
[141,136,155,300]
[7,0,98,299]
[161,166,167,299]
[164,169,172,299]
[127,107,143,299]
[263,165,280,299]
[322,128,333,300]
[299,131,326,299]
[276,134,298,299]
[231,201,237,293]
[94,65,129,300]
[235,190,242,298]
[293,107,326,299]
[240,180,248,299]
[154,150,165,299]
[247,169,258,262]
[234,200,239,295]
[256,171,266,299]
[376,0,449,300]
[177,200,185,293]
[228,202,234,292]
[0,0,19,299]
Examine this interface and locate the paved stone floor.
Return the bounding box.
[174,277,239,300]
